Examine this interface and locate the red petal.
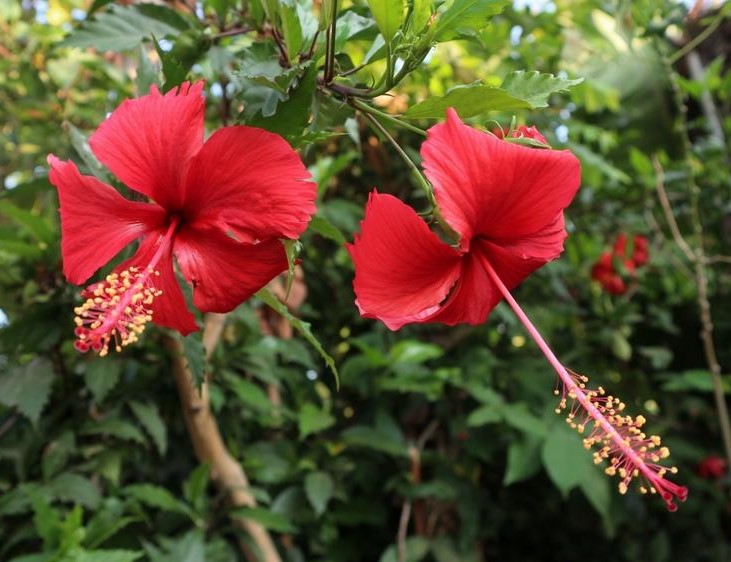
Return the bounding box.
[182,126,316,242]
[89,82,204,210]
[114,231,198,335]
[346,192,462,330]
[421,109,580,247]
[476,213,567,293]
[48,155,167,285]
[174,226,288,313]
[426,251,500,326]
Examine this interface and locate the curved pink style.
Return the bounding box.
[49,82,316,354]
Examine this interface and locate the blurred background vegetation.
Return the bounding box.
[1,0,730,560]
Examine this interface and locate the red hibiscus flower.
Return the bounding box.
[347,109,687,510]
[48,82,316,355]
[347,108,580,329]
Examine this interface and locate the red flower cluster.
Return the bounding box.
[49,82,316,355]
[698,455,727,479]
[591,234,649,295]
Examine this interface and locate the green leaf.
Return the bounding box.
[81,358,122,403]
[298,402,336,438]
[75,551,143,562]
[65,122,109,181]
[304,471,334,516]
[541,423,591,497]
[501,71,583,108]
[404,85,530,119]
[0,358,54,423]
[61,4,187,52]
[341,425,408,457]
[227,377,272,412]
[379,537,431,562]
[256,288,339,387]
[389,340,443,364]
[279,2,303,60]
[368,0,405,42]
[81,419,147,445]
[231,507,298,533]
[180,331,206,390]
[49,473,102,510]
[579,463,611,518]
[129,400,167,455]
[466,404,503,427]
[124,484,196,520]
[430,0,509,41]
[0,200,55,246]
[154,36,188,92]
[183,464,210,513]
[308,215,347,245]
[502,403,547,438]
[136,44,158,95]
[503,436,543,485]
[660,370,731,393]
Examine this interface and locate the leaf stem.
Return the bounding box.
[324,0,339,83]
[356,104,434,203]
[350,98,426,137]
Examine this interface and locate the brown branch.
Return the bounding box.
[166,314,282,562]
[653,156,696,263]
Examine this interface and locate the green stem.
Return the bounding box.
[350,98,426,137]
[669,5,730,65]
[324,0,339,83]
[357,107,433,203]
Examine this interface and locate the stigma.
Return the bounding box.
[73,267,162,357]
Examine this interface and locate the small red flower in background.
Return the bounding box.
[48,82,316,355]
[347,108,581,329]
[591,234,649,295]
[698,456,727,479]
[491,124,548,145]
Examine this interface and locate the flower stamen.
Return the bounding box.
[74,267,162,357]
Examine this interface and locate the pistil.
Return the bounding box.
[73,218,179,356]
[476,250,687,510]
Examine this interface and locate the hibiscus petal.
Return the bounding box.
[48,155,167,285]
[174,226,288,313]
[182,126,316,242]
[346,192,462,330]
[89,82,204,210]
[425,251,500,326]
[114,231,199,335]
[475,213,566,294]
[421,108,580,246]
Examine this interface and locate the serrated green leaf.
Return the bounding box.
[404,85,530,119]
[231,506,298,533]
[81,419,147,445]
[49,473,101,510]
[183,464,210,513]
[368,0,405,42]
[81,358,122,403]
[501,70,583,108]
[124,484,196,520]
[0,358,54,424]
[129,400,167,455]
[154,36,188,92]
[75,551,143,562]
[541,423,591,497]
[304,471,334,516]
[431,0,509,41]
[65,122,109,181]
[308,215,347,245]
[280,3,303,60]
[256,288,339,387]
[227,377,272,412]
[180,331,206,390]
[61,4,186,52]
[503,436,544,485]
[298,402,335,438]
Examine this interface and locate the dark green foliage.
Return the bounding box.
[1,1,731,561]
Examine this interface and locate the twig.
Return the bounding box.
[323,0,339,83]
[166,314,282,562]
[652,156,696,263]
[669,5,729,64]
[396,499,412,562]
[708,255,731,265]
